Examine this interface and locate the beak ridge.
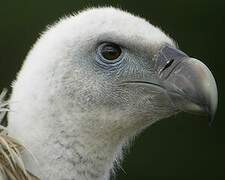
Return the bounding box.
[166,58,217,122]
[155,45,218,122]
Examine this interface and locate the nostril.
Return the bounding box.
[160,59,174,73]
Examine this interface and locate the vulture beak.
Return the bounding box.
[155,44,218,122]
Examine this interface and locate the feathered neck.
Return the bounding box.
[8,94,127,180]
[23,115,126,180]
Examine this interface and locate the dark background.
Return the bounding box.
[0,0,224,179]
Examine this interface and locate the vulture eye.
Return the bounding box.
[98,43,122,62]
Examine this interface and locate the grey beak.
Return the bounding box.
[155,44,218,122]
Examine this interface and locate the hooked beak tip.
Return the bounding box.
[152,44,218,122]
[161,56,218,122]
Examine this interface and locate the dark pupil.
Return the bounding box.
[101,44,121,60]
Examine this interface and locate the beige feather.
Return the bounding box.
[0,90,40,180]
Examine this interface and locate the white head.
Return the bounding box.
[8,7,217,180]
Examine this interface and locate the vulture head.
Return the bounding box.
[7,7,217,180]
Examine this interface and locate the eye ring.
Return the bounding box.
[97,42,123,64]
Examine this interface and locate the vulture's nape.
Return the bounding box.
[0,7,217,180]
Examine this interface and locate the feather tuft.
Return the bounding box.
[0,89,40,180]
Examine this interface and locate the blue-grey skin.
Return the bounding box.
[73,42,217,124]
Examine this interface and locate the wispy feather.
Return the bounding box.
[0,90,40,180]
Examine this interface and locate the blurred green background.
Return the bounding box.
[0,0,224,179]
